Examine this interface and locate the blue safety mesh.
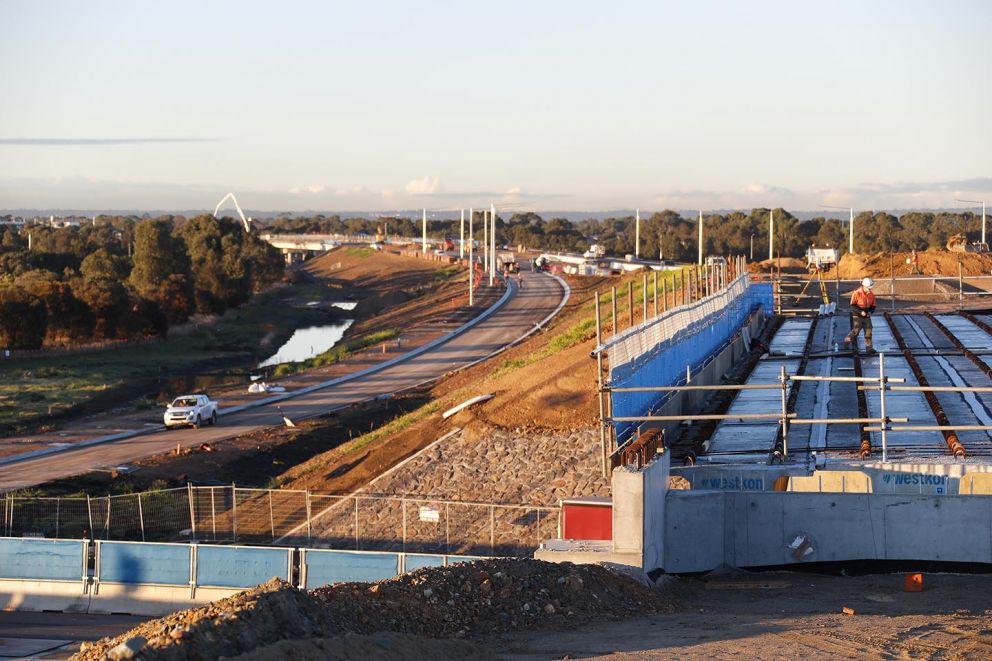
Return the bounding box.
[610,283,772,444]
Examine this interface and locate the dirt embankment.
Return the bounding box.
[750,250,992,279]
[835,249,992,279]
[72,559,673,661]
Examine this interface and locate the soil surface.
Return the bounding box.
[492,570,992,660]
[59,567,992,660]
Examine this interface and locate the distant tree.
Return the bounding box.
[16,270,93,343]
[80,249,130,283]
[0,284,47,349]
[129,219,193,322]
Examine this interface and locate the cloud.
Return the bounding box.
[505,186,522,195]
[0,137,221,146]
[404,176,443,195]
[287,184,327,195]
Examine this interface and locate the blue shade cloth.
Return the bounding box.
[195,546,290,588]
[0,538,83,581]
[610,283,772,445]
[304,550,399,588]
[98,542,190,585]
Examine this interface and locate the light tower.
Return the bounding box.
[955,198,987,246]
[819,204,855,254]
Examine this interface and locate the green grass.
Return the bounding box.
[433,266,461,283]
[345,247,374,259]
[270,329,400,378]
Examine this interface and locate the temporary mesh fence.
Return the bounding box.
[1,488,558,558]
[604,275,774,445]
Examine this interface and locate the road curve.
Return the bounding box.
[0,271,566,490]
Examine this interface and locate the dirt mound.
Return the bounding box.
[836,249,992,279]
[748,258,806,274]
[231,632,496,661]
[72,559,676,660]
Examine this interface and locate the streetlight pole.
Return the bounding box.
[955,198,987,247]
[750,233,754,261]
[468,208,474,305]
[459,208,464,259]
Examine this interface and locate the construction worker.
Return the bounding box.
[844,277,876,352]
[910,248,921,274]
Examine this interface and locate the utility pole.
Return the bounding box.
[956,198,987,246]
[483,210,488,274]
[635,209,640,259]
[459,208,465,259]
[698,210,704,265]
[422,208,427,254]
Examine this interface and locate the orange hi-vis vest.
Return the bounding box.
[850,288,875,309]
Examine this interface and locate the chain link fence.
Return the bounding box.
[1,487,560,557]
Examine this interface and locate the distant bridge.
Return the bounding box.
[259,233,414,263]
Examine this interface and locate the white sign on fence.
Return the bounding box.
[419,506,440,523]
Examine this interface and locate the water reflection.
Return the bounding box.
[258,321,354,367]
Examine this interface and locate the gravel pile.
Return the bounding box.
[72,559,676,661]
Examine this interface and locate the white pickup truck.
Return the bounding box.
[164,394,218,429]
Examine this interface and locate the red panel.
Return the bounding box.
[562,503,613,541]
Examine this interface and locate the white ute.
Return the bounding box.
[164,394,218,429]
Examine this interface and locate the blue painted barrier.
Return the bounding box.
[304,550,398,588]
[403,553,446,573]
[196,546,291,588]
[0,538,83,582]
[98,541,190,586]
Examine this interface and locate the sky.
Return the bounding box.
[0,0,990,213]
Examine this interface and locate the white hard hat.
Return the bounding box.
[862,277,875,288]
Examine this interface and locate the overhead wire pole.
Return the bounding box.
[459,208,465,259]
[955,198,987,247]
[820,204,856,254]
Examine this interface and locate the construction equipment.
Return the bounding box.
[946,233,988,253]
[791,261,832,312]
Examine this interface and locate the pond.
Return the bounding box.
[258,321,354,367]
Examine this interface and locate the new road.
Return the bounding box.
[0,272,567,491]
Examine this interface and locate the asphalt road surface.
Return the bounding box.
[0,271,566,491]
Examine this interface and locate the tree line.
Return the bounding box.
[0,216,283,349]
[260,209,987,261]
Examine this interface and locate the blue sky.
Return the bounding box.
[1,0,989,212]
